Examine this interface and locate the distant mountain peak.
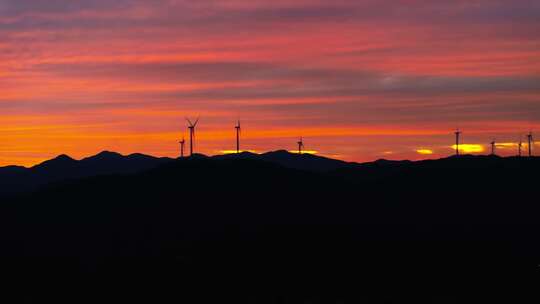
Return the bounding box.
[188,153,209,159]
[82,151,123,161]
[95,151,123,158]
[264,150,290,155]
[258,150,351,172]
[127,152,150,157]
[55,154,75,161]
[0,165,27,173]
[237,151,258,156]
[31,154,77,170]
[126,153,158,160]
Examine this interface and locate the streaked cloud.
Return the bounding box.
[496,142,521,149]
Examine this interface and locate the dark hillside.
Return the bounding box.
[1,155,539,303]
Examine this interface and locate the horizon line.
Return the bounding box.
[1,149,536,169]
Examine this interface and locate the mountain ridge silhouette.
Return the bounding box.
[1,149,537,195]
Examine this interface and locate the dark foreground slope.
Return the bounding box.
[1,156,540,303]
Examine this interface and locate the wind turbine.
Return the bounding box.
[490,139,496,156]
[527,131,534,157]
[297,137,304,154]
[186,117,199,156]
[179,137,185,158]
[455,129,461,156]
[235,120,241,153]
[518,136,523,157]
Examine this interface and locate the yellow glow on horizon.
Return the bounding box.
[416,149,434,155]
[495,142,521,149]
[451,144,484,153]
[289,150,318,154]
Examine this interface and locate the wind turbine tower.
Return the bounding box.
[235,120,241,153]
[518,137,523,157]
[527,132,534,157]
[490,139,496,156]
[180,137,185,158]
[455,129,461,156]
[297,137,304,154]
[186,117,199,156]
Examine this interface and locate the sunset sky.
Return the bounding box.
[1,0,539,166]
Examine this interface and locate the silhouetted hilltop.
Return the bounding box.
[189,153,210,159]
[333,154,537,182]
[81,150,124,162]
[0,151,174,194]
[212,149,354,171]
[212,150,260,160]
[32,154,77,171]
[0,165,26,174]
[261,150,354,171]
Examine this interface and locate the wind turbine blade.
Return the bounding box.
[193,117,200,127]
[186,118,193,126]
